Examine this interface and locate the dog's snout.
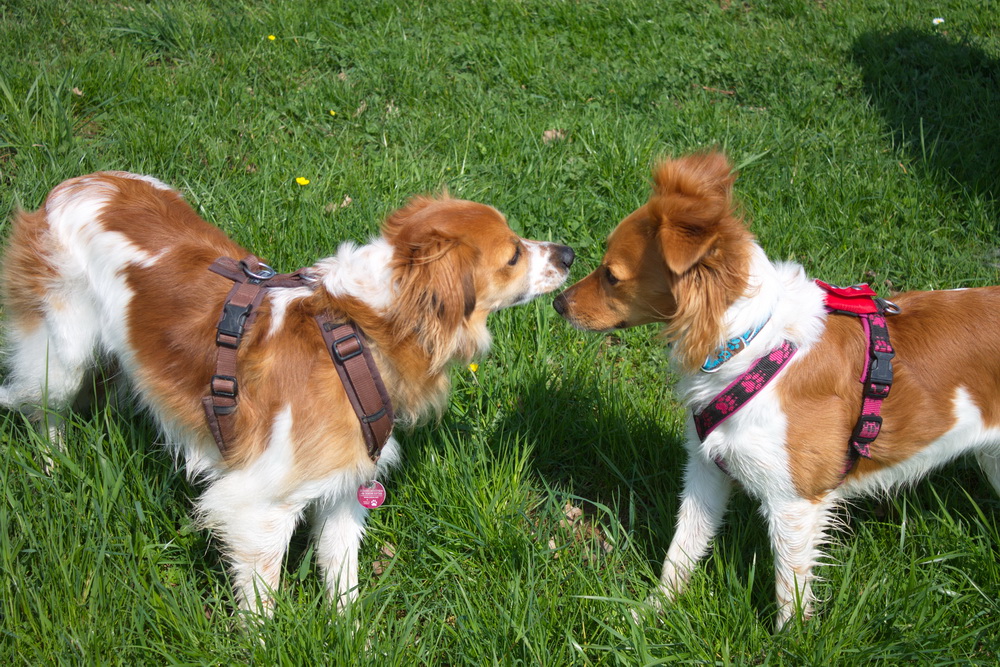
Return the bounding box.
[553,292,568,316]
[555,245,575,270]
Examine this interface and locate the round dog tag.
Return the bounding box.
[357,481,386,508]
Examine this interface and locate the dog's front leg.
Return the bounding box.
[649,452,733,610]
[764,494,836,629]
[312,493,369,611]
[198,479,305,617]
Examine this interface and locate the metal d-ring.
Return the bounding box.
[883,300,901,315]
[241,260,276,281]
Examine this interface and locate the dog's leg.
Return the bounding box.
[975,449,1000,496]
[312,492,368,611]
[1,309,98,465]
[765,494,836,629]
[648,453,733,611]
[198,478,305,616]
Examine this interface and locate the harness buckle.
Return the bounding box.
[211,374,238,399]
[217,302,253,348]
[863,382,891,399]
[332,333,363,362]
[851,414,882,445]
[867,349,894,386]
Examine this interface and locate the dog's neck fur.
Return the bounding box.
[302,237,487,425]
[676,242,827,409]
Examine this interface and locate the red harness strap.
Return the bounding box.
[203,256,394,462]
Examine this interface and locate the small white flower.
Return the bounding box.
[932,17,945,25]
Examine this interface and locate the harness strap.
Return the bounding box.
[848,311,894,461]
[815,280,898,471]
[693,339,799,441]
[202,256,276,454]
[694,280,898,484]
[315,315,395,462]
[203,255,394,463]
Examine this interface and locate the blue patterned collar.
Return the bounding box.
[700,317,771,373]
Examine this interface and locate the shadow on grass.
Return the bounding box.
[852,28,1000,211]
[485,363,771,598]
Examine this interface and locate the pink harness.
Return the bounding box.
[693,281,898,479]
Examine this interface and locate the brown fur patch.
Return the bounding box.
[2,208,58,332]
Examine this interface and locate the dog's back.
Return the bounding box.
[0,173,243,415]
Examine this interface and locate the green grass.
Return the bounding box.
[2,0,999,663]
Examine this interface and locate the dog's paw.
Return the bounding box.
[630,586,674,623]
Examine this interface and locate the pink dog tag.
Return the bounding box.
[357,481,386,508]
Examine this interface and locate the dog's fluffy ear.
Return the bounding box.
[651,151,735,275]
[384,195,479,368]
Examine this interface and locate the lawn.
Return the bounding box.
[1,0,998,663]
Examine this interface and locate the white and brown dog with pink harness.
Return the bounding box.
[553,150,1000,627]
[0,171,574,617]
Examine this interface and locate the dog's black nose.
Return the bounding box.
[555,245,575,270]
[553,292,567,316]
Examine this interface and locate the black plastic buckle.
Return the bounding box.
[332,333,363,362]
[217,302,253,348]
[851,414,882,444]
[211,374,238,399]
[867,350,894,386]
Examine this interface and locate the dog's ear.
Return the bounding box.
[384,196,479,366]
[651,152,735,274]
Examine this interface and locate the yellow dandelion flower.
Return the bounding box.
[329,110,337,117]
[268,35,276,41]
[295,177,310,186]
[468,363,479,372]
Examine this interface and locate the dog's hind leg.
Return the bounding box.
[975,449,1000,496]
[766,494,837,629]
[0,304,100,453]
[312,491,368,611]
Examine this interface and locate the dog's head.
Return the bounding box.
[553,151,753,371]
[384,194,574,369]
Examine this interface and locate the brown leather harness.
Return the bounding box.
[202,255,394,463]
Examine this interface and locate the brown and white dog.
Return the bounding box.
[553,151,1000,627]
[0,171,574,615]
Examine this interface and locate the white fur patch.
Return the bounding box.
[522,240,570,299]
[313,238,395,312]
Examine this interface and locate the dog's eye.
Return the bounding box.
[605,267,619,286]
[508,245,521,266]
